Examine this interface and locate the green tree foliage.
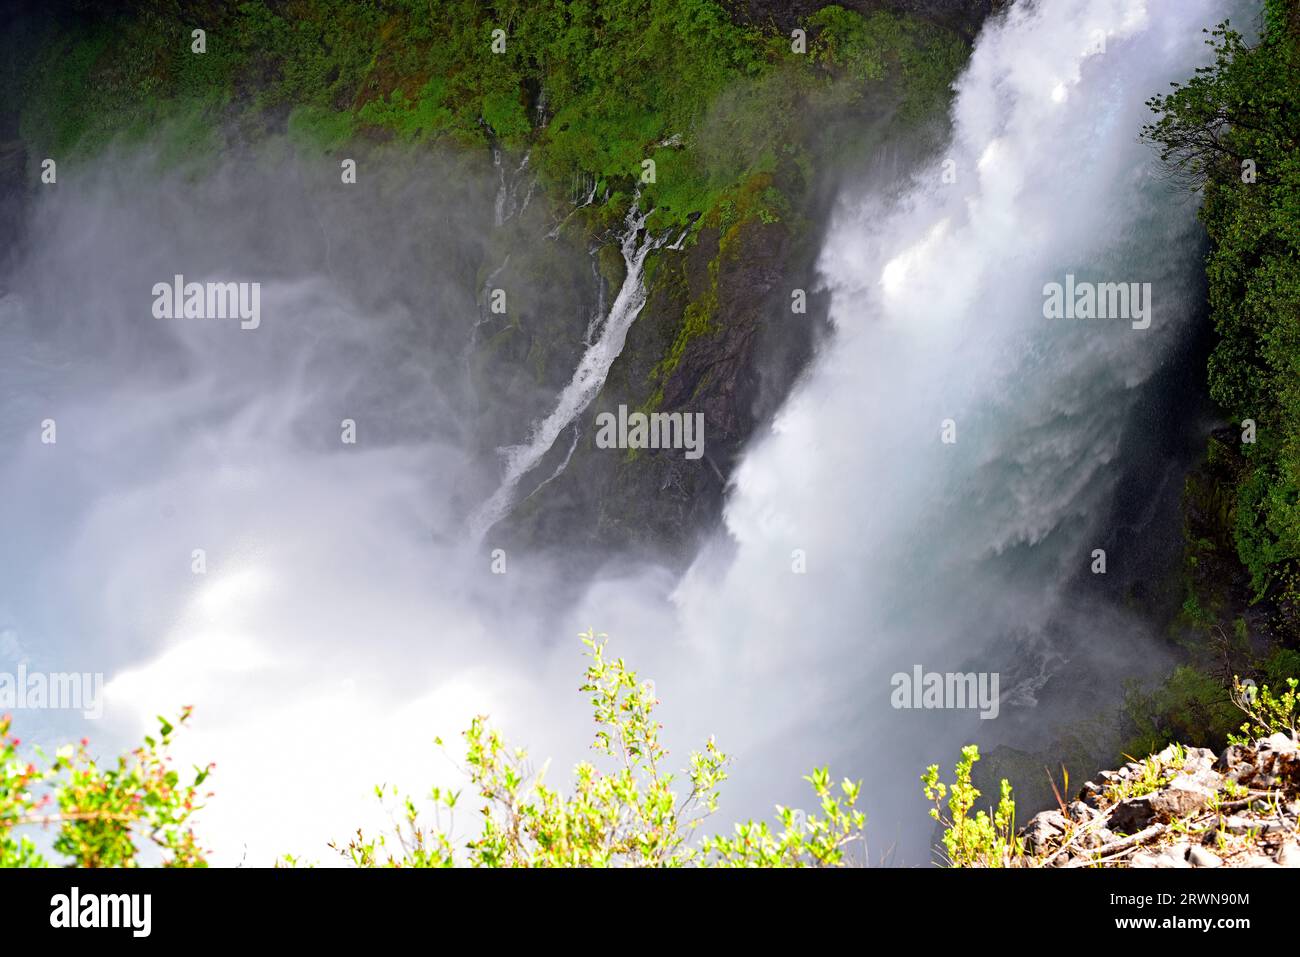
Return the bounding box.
[16,2,965,232]
[1143,1,1300,602]
[1127,1,1300,762]
[0,709,212,867]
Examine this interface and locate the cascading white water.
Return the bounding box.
[493,150,534,227]
[653,0,1241,861]
[0,0,1245,867]
[468,200,665,541]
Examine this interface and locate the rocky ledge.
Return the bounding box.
[1018,733,1300,868]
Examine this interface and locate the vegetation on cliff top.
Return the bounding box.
[14,1,965,235]
[1124,0,1300,762]
[9,1,969,456]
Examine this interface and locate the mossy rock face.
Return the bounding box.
[467,210,603,455]
[497,190,823,559]
[5,0,977,561]
[596,242,626,297]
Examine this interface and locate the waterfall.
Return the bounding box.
[493,150,534,227]
[663,0,1240,862]
[468,200,666,541]
[0,0,1245,867]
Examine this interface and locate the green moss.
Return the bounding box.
[287,105,357,152]
[19,29,115,155]
[17,1,968,241]
[355,77,453,140]
[643,254,719,413]
[658,284,719,383]
[596,243,626,295]
[482,89,531,143]
[525,337,549,384]
[1120,667,1240,759]
[637,165,796,414]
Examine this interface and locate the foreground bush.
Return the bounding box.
[332,630,865,867]
[0,708,211,867]
[1,632,865,868]
[5,629,1295,868]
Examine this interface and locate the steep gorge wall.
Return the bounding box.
[1,1,994,560]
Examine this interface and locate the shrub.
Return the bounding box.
[1229,674,1299,744]
[334,630,865,867]
[922,745,1022,867]
[0,708,212,867]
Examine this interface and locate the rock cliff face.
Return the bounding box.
[494,1,991,560]
[1,0,992,561]
[496,168,824,561]
[0,6,32,277]
[0,140,25,276]
[1018,734,1300,867]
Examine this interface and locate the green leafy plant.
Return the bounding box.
[922,744,1022,867]
[335,629,865,867]
[1144,4,1300,603]
[1229,674,1299,744]
[0,708,212,867]
[1103,747,1184,805]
